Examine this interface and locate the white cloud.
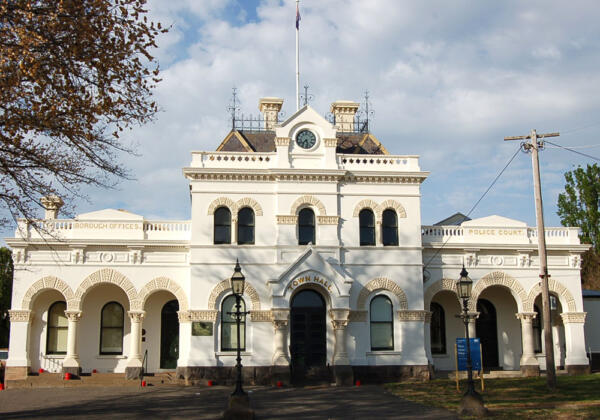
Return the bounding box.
[4,0,600,241]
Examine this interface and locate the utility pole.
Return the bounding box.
[505,129,559,389]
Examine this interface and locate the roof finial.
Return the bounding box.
[300,84,314,106]
[227,87,241,130]
[359,90,375,133]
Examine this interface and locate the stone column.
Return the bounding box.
[467,311,478,338]
[176,311,192,377]
[62,310,82,376]
[424,311,433,364]
[552,315,563,368]
[232,217,238,244]
[561,312,590,375]
[125,311,145,379]
[330,308,353,386]
[516,312,540,376]
[271,308,291,385]
[5,310,32,381]
[398,310,432,380]
[271,309,290,365]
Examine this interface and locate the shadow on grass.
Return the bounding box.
[386,374,600,419]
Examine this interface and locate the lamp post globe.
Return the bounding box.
[457,266,473,300]
[230,259,246,296]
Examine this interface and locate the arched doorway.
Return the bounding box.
[290,289,327,383]
[160,300,179,369]
[476,299,499,368]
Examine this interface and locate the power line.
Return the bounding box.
[545,144,600,150]
[544,140,600,162]
[561,121,600,135]
[423,144,522,271]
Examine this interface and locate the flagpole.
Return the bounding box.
[296,0,300,111]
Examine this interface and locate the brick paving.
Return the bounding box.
[0,384,458,419]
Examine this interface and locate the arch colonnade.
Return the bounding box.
[424,271,589,375]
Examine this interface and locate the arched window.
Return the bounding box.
[237,207,255,245]
[100,302,124,355]
[359,209,375,246]
[47,301,67,355]
[370,295,393,350]
[430,302,446,354]
[533,304,542,353]
[214,207,231,244]
[382,209,398,246]
[298,208,315,245]
[221,295,246,351]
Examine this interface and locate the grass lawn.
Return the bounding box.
[385,374,600,419]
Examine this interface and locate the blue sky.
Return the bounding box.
[4,0,600,239]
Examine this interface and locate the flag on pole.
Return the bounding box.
[296,3,301,29]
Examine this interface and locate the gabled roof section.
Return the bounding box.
[76,208,144,221]
[336,132,388,155]
[214,104,390,154]
[277,104,332,130]
[216,130,255,152]
[462,215,527,227]
[434,212,471,226]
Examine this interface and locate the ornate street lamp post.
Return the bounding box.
[229,259,247,397]
[456,266,487,416]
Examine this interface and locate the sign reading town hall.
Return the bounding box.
[4,96,590,386]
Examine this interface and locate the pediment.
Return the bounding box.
[76,208,144,221]
[275,105,336,139]
[462,215,527,227]
[269,247,350,304]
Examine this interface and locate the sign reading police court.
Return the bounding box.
[288,275,332,292]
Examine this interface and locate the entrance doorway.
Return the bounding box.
[290,289,328,383]
[476,299,499,368]
[160,300,179,369]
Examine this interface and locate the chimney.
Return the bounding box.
[40,195,64,220]
[330,100,359,132]
[259,97,284,130]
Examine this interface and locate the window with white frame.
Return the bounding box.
[47,301,67,355]
[221,295,246,351]
[370,295,394,350]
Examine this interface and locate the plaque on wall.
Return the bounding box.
[192,322,213,336]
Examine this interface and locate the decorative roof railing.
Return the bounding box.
[421,225,581,245]
[336,154,421,171]
[188,151,422,172]
[15,219,191,241]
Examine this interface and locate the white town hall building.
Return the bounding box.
[4,97,591,385]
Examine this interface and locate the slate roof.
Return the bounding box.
[216,130,389,155]
[434,212,471,226]
[583,289,600,298]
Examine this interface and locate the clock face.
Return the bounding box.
[296,129,317,149]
